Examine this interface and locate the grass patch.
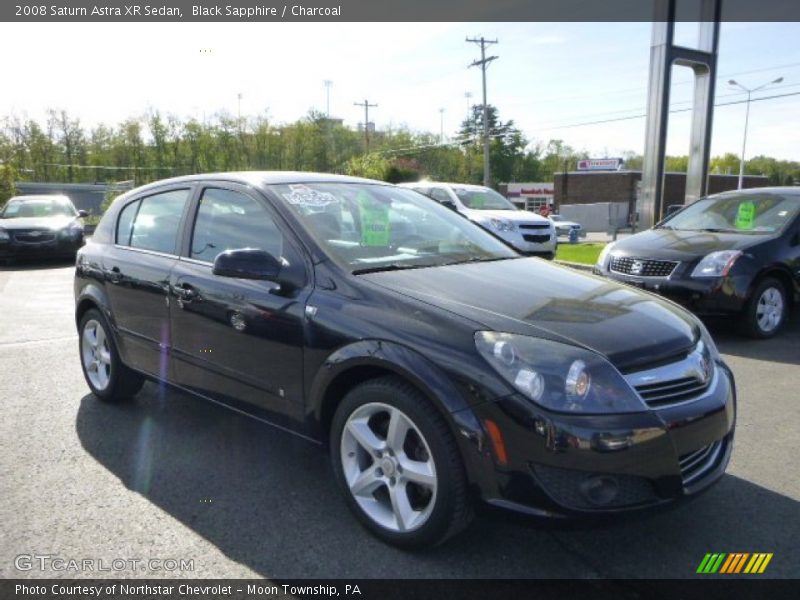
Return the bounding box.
[556,242,606,265]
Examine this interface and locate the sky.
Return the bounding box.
[0,21,798,161]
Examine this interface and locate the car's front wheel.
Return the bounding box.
[741,277,788,339]
[330,376,472,548]
[79,308,144,401]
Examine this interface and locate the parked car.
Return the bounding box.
[75,172,735,548]
[0,194,87,263]
[398,181,557,259]
[549,214,587,238]
[595,187,800,338]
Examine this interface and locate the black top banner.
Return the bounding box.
[3,0,800,22]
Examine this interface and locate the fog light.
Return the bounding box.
[579,475,619,506]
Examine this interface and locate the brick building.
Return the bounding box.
[553,170,769,215]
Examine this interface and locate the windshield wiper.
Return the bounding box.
[444,255,518,266]
[352,263,437,275]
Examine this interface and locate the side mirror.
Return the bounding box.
[213,248,284,281]
[441,200,457,211]
[77,209,89,218]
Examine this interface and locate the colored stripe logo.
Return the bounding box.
[697,553,773,574]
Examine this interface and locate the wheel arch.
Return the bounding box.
[307,340,482,445]
[749,265,797,307]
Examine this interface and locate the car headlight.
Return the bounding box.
[0,228,9,241]
[475,331,647,414]
[595,242,616,271]
[59,221,84,238]
[697,320,721,362]
[490,218,515,232]
[691,250,741,278]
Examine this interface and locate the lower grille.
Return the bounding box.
[13,229,56,244]
[679,440,724,486]
[523,234,550,243]
[519,223,550,230]
[533,464,656,509]
[635,376,710,408]
[611,256,678,277]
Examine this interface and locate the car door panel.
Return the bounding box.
[168,184,310,426]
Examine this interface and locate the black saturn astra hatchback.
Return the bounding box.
[75,172,735,548]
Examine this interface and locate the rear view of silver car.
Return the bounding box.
[400,182,557,258]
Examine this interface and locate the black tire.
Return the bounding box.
[330,376,473,549]
[739,277,789,339]
[78,308,144,401]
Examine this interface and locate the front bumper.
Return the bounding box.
[462,361,735,518]
[596,267,750,316]
[0,234,84,259]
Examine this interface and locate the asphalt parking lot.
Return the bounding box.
[1,260,798,579]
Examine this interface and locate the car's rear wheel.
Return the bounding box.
[330,376,472,548]
[79,308,144,401]
[741,277,788,339]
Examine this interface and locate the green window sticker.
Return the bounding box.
[470,194,485,209]
[735,201,756,229]
[357,193,391,247]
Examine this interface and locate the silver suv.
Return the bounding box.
[399,182,557,258]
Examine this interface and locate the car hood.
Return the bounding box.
[611,228,763,261]
[464,209,551,224]
[0,216,78,230]
[360,258,699,371]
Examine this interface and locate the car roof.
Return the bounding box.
[123,171,386,197]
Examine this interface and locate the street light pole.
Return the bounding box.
[467,36,498,187]
[729,76,783,190]
[439,107,445,143]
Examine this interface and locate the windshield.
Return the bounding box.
[453,187,517,211]
[1,197,77,219]
[661,192,800,234]
[270,183,518,272]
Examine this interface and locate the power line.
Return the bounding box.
[534,90,800,132]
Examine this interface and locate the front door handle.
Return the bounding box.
[107,266,121,284]
[172,284,198,302]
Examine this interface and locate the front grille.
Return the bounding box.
[519,223,550,230]
[13,229,56,244]
[523,234,550,243]
[634,376,710,408]
[610,256,678,277]
[679,440,724,486]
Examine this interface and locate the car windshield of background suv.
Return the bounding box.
[662,192,800,234]
[453,187,517,211]
[1,199,76,218]
[270,182,517,272]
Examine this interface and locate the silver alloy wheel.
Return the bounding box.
[756,286,784,333]
[81,319,112,391]
[340,402,438,533]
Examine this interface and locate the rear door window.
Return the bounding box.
[129,189,190,254]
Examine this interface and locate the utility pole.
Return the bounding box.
[353,99,378,153]
[467,36,498,187]
[439,108,445,143]
[324,80,333,116]
[237,92,243,129]
[728,76,783,189]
